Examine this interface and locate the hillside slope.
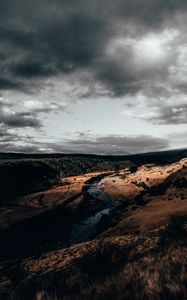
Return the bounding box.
[0,156,187,299]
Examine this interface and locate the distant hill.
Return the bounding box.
[0,147,187,163]
[0,148,187,202]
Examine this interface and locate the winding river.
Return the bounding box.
[69,175,116,244]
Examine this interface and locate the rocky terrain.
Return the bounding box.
[0,153,187,299]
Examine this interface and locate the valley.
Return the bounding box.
[0,151,187,299]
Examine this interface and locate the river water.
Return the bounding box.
[69,176,115,244]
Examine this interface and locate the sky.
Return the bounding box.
[0,0,187,155]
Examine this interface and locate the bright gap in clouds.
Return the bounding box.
[134,30,179,67]
[108,29,179,69]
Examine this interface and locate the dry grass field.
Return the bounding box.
[0,152,187,299]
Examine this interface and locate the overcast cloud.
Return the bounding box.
[0,0,187,154]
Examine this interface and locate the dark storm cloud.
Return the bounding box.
[11,59,56,78]
[55,135,169,155]
[0,142,41,153]
[0,134,169,154]
[144,104,187,125]
[0,111,41,128]
[0,77,20,90]
[0,0,187,96]
[0,26,36,49]
[0,126,37,152]
[0,96,64,131]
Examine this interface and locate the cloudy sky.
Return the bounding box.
[0,0,187,154]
